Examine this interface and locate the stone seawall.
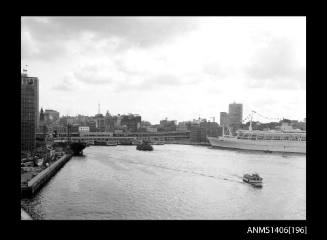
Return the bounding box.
[21,208,32,220]
[21,154,72,197]
[166,140,210,146]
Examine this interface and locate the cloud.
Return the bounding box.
[73,64,114,85]
[202,60,230,78]
[21,17,198,61]
[52,76,76,91]
[246,37,305,89]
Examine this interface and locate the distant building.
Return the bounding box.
[94,113,105,132]
[104,111,115,132]
[71,123,80,133]
[52,124,67,135]
[220,112,229,126]
[114,129,124,135]
[21,73,39,152]
[121,114,141,132]
[190,120,219,142]
[228,102,243,133]
[87,120,97,132]
[228,102,243,125]
[44,109,60,123]
[177,121,191,131]
[146,126,158,132]
[159,119,177,132]
[141,121,151,127]
[190,124,201,142]
[113,115,122,128]
[78,126,90,132]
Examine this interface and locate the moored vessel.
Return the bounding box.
[69,142,87,156]
[208,111,306,154]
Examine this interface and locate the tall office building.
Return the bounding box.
[228,102,243,125]
[220,112,229,126]
[21,73,39,152]
[94,113,105,132]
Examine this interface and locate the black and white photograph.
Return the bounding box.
[20,16,306,221]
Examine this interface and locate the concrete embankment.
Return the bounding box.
[21,154,72,198]
[21,208,32,220]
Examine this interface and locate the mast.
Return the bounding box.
[249,110,256,131]
[249,111,253,131]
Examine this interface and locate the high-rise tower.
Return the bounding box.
[21,72,39,152]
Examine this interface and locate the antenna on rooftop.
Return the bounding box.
[98,102,101,114]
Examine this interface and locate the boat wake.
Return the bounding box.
[117,158,244,184]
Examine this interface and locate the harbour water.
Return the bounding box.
[21,144,306,220]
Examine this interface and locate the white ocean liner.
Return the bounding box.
[208,113,306,154]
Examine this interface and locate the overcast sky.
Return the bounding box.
[21,17,306,124]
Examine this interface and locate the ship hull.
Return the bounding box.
[69,142,86,156]
[207,137,306,154]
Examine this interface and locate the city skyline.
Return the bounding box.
[21,17,306,124]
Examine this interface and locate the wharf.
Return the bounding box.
[21,208,32,220]
[21,154,72,198]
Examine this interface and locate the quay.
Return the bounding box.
[166,140,211,146]
[21,154,72,198]
[21,208,32,220]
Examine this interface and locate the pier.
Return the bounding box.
[21,208,32,220]
[21,154,72,198]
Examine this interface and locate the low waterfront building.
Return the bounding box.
[79,126,90,132]
[54,130,190,143]
[146,126,158,132]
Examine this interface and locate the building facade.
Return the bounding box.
[21,73,39,152]
[94,113,105,132]
[79,126,90,132]
[228,103,243,126]
[121,114,141,132]
[190,121,220,142]
[44,109,60,123]
[220,112,229,126]
[159,119,177,132]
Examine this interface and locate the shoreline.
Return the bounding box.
[21,154,72,198]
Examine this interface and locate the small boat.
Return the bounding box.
[69,142,87,156]
[136,141,153,151]
[243,173,263,187]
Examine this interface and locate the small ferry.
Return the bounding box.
[243,173,263,187]
[136,141,154,151]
